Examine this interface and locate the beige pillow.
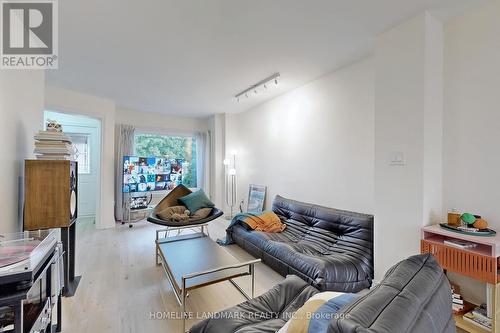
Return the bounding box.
[190,207,213,221]
[157,205,189,220]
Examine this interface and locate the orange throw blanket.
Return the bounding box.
[217,211,286,245]
[243,211,286,233]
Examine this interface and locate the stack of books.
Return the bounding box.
[463,307,492,331]
[34,130,75,160]
[451,285,473,315]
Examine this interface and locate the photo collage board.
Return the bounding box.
[122,156,184,193]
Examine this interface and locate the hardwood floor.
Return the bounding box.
[61,217,284,332]
[61,218,465,332]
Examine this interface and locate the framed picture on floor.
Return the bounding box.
[247,184,267,212]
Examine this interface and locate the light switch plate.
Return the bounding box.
[389,152,405,166]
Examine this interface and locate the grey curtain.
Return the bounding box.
[195,131,210,194]
[115,124,135,221]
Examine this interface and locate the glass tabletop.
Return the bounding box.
[157,234,250,290]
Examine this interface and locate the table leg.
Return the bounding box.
[62,222,79,296]
[69,223,76,280]
[61,226,70,294]
[14,303,22,333]
[251,263,255,298]
[182,277,187,333]
[155,230,164,266]
[56,293,62,332]
[155,243,160,266]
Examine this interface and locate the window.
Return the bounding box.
[69,134,91,174]
[134,133,197,188]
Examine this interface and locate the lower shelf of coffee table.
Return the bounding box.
[455,314,491,333]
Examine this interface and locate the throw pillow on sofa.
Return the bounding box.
[190,207,213,221]
[278,291,359,333]
[178,189,215,214]
[157,205,190,221]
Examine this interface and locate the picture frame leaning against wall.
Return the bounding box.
[247,184,267,213]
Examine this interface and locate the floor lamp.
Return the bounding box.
[224,152,237,220]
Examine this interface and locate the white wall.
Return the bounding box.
[0,70,45,234]
[423,14,444,226]
[116,107,209,133]
[442,0,500,304]
[45,85,116,229]
[374,13,443,280]
[444,0,500,234]
[210,114,226,207]
[225,58,375,214]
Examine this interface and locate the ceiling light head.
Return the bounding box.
[234,72,280,102]
[223,158,230,166]
[228,168,237,176]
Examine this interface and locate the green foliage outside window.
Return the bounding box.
[134,134,197,188]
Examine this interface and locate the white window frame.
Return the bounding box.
[133,130,198,189]
[69,133,91,174]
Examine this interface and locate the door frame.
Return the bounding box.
[43,110,102,228]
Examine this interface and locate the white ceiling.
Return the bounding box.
[47,0,488,117]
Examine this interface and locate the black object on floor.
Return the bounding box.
[63,275,82,297]
[62,221,82,297]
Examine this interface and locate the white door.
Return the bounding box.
[44,111,101,222]
[67,128,100,218]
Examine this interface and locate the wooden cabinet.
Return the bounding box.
[422,225,500,333]
[24,160,78,230]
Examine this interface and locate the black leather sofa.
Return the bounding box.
[190,254,454,333]
[229,195,374,292]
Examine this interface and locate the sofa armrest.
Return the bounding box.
[327,254,454,333]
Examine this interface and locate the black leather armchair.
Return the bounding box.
[190,254,454,333]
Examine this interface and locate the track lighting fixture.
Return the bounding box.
[235,72,280,102]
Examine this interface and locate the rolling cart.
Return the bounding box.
[122,192,154,227]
